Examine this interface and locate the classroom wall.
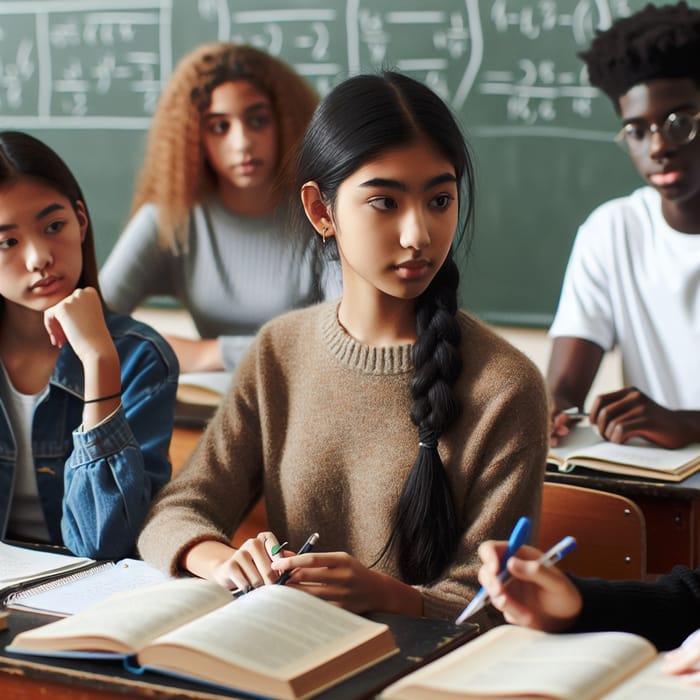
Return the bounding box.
[2,0,695,329]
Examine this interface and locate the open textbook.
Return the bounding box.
[548,425,700,482]
[175,371,232,426]
[380,625,697,700]
[0,541,98,605]
[7,578,398,700]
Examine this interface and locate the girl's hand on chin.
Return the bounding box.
[43,287,112,358]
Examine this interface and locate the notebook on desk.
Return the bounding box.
[0,541,99,607]
[6,558,170,616]
[548,425,700,482]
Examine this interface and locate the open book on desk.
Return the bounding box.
[175,371,232,427]
[380,624,695,700]
[7,578,398,700]
[0,541,99,605]
[548,425,700,482]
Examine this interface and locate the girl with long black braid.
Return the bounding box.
[139,71,549,622]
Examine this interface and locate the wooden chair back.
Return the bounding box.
[537,482,647,580]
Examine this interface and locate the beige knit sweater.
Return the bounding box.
[138,302,549,620]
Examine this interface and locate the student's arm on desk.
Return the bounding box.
[588,390,700,450]
[167,335,256,372]
[547,337,603,445]
[164,336,223,372]
[548,337,700,449]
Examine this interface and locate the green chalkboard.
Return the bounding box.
[0,0,694,326]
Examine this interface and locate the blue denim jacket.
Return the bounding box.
[0,312,178,559]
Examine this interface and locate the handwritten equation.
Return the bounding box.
[0,0,670,138]
[0,0,169,128]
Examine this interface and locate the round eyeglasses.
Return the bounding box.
[615,111,700,153]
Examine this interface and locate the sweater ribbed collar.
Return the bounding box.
[319,303,414,375]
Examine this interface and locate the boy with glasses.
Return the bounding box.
[549,2,700,449]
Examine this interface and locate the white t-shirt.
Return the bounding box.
[549,187,700,410]
[0,363,50,541]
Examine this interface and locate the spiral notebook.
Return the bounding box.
[0,541,170,617]
[0,541,99,606]
[6,558,170,616]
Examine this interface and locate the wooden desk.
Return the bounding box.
[0,610,477,700]
[545,467,700,577]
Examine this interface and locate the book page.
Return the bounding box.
[0,541,94,585]
[382,626,655,700]
[7,559,171,616]
[603,657,700,699]
[7,578,232,655]
[549,425,700,474]
[144,584,394,677]
[549,425,605,469]
[571,440,700,473]
[177,371,232,405]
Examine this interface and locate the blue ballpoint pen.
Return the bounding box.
[455,516,531,624]
[456,535,578,624]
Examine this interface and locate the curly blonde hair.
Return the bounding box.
[131,43,319,247]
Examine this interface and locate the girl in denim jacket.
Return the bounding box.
[0,131,178,559]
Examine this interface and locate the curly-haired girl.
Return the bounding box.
[100,43,336,372]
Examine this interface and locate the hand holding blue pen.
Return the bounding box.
[456,516,531,624]
[456,534,577,624]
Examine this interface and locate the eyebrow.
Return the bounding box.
[0,203,65,232]
[359,173,457,191]
[623,103,697,123]
[37,203,65,219]
[203,101,271,120]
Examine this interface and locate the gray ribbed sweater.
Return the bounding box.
[99,199,341,369]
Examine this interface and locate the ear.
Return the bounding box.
[300,181,335,240]
[74,200,89,243]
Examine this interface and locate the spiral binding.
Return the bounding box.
[5,561,114,604]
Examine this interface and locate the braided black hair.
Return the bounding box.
[579,2,700,105]
[394,252,462,583]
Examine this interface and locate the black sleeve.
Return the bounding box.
[568,566,700,650]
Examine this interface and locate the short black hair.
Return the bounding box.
[579,2,700,105]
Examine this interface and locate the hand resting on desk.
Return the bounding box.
[664,629,700,685]
[551,387,700,450]
[589,387,700,450]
